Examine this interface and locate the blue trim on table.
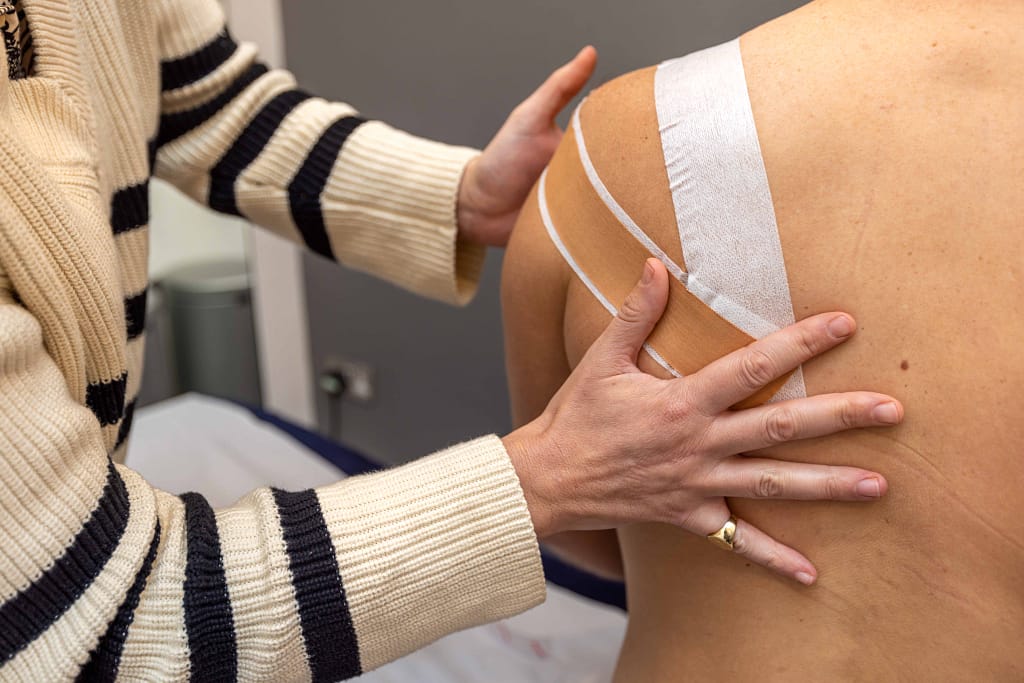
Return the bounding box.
[540,552,626,611]
[243,405,380,477]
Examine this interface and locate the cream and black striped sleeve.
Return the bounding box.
[0,278,544,682]
[152,0,486,305]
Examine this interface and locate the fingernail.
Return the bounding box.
[856,478,882,498]
[827,315,854,338]
[796,571,816,586]
[641,260,654,285]
[872,402,901,424]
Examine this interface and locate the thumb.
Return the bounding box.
[591,259,670,369]
[520,46,598,126]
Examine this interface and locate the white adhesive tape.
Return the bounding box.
[655,39,805,400]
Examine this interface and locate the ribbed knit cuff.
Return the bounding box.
[316,435,545,672]
[328,122,486,306]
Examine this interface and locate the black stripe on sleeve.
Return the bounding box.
[287,116,368,260]
[111,181,150,235]
[0,463,130,663]
[124,288,147,340]
[76,521,161,683]
[86,372,128,428]
[114,400,136,452]
[147,137,158,175]
[180,492,237,682]
[157,63,270,149]
[161,29,239,93]
[208,89,313,217]
[272,488,361,681]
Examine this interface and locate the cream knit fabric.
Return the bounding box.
[0,0,545,680]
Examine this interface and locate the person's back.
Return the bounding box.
[502,1,1024,679]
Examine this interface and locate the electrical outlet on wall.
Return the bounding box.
[319,359,375,404]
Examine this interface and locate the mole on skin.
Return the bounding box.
[901,360,910,370]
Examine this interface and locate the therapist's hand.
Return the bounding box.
[457,46,598,247]
[503,259,904,585]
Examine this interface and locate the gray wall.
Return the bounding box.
[285,0,807,464]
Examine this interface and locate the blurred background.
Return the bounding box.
[140,0,808,467]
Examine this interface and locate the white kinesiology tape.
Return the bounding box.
[539,37,806,402]
[655,39,806,401]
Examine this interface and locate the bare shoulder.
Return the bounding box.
[583,66,658,122]
[576,66,680,262]
[503,67,663,298]
[501,70,667,422]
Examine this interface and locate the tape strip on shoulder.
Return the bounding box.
[539,116,789,408]
[656,39,806,400]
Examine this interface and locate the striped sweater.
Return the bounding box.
[0,0,545,680]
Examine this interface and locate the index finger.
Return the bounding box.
[689,313,856,414]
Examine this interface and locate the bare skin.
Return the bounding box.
[503,1,1024,680]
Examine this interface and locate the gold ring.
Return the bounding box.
[707,515,739,551]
